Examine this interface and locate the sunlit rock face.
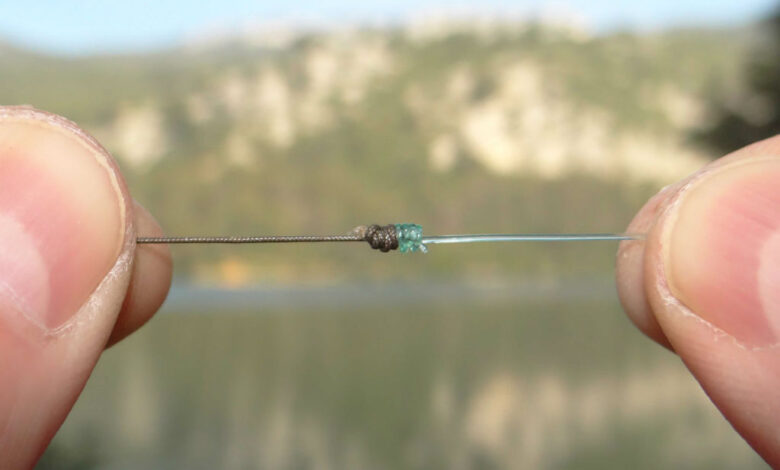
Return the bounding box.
[409,60,708,183]
[109,102,169,170]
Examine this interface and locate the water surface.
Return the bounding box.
[40,281,768,469]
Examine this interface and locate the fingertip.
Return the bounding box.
[107,201,172,347]
[0,107,130,331]
[616,183,677,350]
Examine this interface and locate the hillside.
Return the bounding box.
[0,23,750,284]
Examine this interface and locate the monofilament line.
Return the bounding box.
[421,233,644,245]
[137,223,645,253]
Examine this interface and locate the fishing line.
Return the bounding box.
[137,223,645,253]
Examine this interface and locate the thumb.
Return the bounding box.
[0,107,134,468]
[617,135,780,466]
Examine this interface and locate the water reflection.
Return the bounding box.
[41,282,767,469]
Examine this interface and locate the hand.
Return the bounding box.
[0,106,172,468]
[617,134,780,467]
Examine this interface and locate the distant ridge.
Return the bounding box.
[0,23,750,282]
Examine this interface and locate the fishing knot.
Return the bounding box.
[364,224,399,252]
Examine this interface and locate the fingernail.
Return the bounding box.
[663,157,780,347]
[0,111,126,332]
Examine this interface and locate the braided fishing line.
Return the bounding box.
[137,223,644,253]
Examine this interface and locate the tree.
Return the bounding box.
[698,7,780,153]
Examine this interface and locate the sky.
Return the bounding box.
[0,0,776,55]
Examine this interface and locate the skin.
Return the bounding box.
[0,106,777,468]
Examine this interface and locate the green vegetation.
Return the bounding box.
[697,8,780,153]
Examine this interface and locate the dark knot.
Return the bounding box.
[364,224,398,252]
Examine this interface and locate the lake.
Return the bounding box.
[39,280,768,469]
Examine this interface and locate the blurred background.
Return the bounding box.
[1,0,779,468]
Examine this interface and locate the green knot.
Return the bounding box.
[395,223,427,253]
